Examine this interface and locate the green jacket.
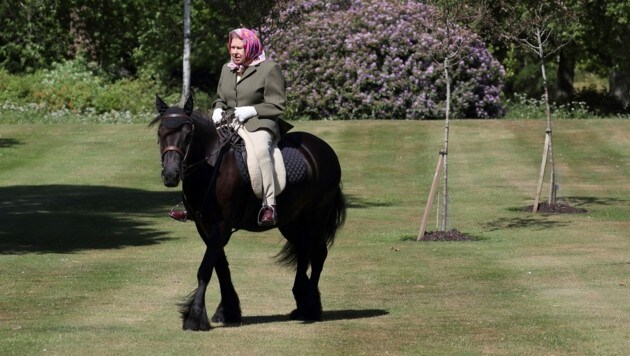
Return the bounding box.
[212,60,293,136]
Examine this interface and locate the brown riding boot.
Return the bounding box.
[258,205,277,226]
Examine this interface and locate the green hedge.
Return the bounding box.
[0,58,214,123]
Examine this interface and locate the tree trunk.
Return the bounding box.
[609,70,630,109]
[180,0,192,106]
[555,48,575,99]
[440,57,450,231]
[533,28,557,209]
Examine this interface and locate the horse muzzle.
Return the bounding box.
[161,146,185,187]
[162,169,181,187]
[161,157,182,187]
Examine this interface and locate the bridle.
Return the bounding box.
[159,112,195,164]
[158,112,213,181]
[158,109,242,183]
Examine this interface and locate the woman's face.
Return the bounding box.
[230,37,245,65]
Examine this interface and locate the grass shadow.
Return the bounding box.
[562,195,626,208]
[483,217,568,232]
[0,137,23,148]
[345,194,395,209]
[508,196,626,212]
[239,309,389,326]
[0,184,180,254]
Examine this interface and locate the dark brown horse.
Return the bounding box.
[150,95,346,331]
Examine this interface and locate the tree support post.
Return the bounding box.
[533,130,551,212]
[418,150,445,241]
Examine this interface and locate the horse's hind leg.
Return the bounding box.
[281,222,327,321]
[296,240,327,321]
[289,247,317,320]
[211,248,242,324]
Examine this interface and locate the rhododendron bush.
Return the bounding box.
[263,0,505,120]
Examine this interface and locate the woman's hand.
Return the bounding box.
[234,106,257,123]
[212,108,224,124]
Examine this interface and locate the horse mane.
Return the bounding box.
[148,114,161,127]
[190,110,212,127]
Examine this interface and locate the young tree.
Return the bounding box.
[494,0,577,211]
[417,0,493,239]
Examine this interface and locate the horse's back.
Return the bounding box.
[281,131,341,185]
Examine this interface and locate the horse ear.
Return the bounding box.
[155,94,169,114]
[183,95,194,116]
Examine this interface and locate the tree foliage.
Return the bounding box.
[570,0,630,75]
[0,0,72,73]
[1,0,628,116]
[0,0,275,91]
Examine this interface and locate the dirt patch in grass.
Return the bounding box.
[523,202,588,214]
[419,229,474,241]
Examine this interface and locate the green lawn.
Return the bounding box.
[0,119,628,355]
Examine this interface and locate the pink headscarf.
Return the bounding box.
[227,28,266,72]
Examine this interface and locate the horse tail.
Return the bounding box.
[276,243,299,268]
[276,183,346,268]
[325,183,346,247]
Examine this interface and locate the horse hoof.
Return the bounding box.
[211,305,242,324]
[290,308,322,321]
[183,319,211,331]
[290,309,302,320]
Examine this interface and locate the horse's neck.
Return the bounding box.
[190,120,221,163]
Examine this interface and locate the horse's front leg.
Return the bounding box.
[180,244,216,331]
[210,248,242,324]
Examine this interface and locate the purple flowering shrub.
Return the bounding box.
[263,0,505,120]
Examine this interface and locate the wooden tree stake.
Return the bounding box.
[418,151,445,241]
[533,131,551,212]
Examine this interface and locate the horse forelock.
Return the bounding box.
[149,107,198,128]
[150,107,218,159]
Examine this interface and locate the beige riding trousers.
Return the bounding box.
[238,128,278,206]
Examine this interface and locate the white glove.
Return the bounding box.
[234,106,257,123]
[211,108,224,124]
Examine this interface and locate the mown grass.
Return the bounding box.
[0,119,628,355]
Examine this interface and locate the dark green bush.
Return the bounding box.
[1,59,159,115]
[568,86,627,116]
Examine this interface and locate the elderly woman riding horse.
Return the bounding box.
[151,94,345,331]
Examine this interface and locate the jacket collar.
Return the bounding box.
[235,63,259,84]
